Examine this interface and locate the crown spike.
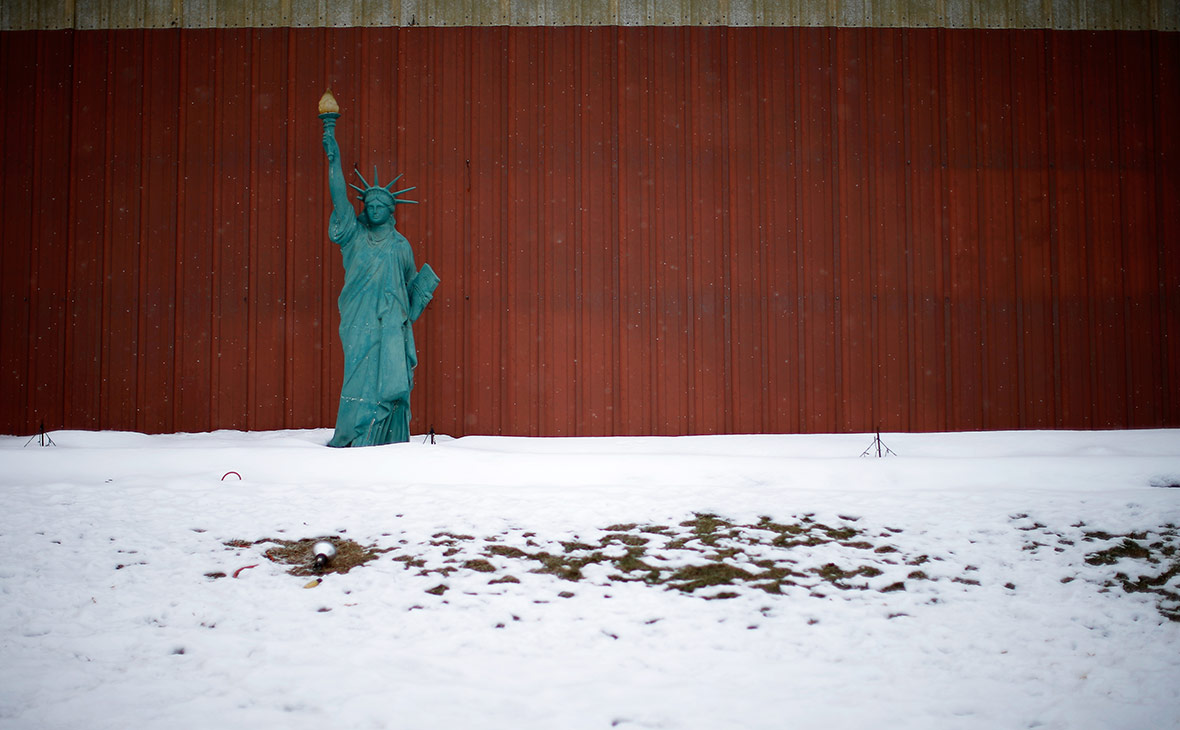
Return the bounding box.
[394,198,418,205]
[392,186,416,197]
[353,167,371,189]
[373,165,381,187]
[383,173,404,191]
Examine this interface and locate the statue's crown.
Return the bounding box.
[351,166,417,206]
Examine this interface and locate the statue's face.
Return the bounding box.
[366,200,392,225]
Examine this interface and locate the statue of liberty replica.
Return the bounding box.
[319,90,439,447]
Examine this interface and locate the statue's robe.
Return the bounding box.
[328,210,437,447]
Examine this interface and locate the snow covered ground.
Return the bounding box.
[1,428,1178,730]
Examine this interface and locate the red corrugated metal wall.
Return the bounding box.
[1,26,1177,437]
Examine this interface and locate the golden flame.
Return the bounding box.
[318,89,340,115]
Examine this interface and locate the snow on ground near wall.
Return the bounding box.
[1,428,1178,730]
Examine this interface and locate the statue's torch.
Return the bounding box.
[319,88,340,133]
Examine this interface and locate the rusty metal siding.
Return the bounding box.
[1,26,1177,437]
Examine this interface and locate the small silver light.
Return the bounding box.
[313,541,337,571]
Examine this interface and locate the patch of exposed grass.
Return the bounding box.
[756,516,804,535]
[1080,526,1180,622]
[602,533,649,547]
[1085,539,1153,565]
[680,513,732,546]
[819,524,860,541]
[432,532,474,542]
[392,554,427,570]
[666,563,755,592]
[809,562,885,589]
[560,540,597,553]
[528,550,607,581]
[613,548,659,576]
[487,545,528,559]
[249,537,391,577]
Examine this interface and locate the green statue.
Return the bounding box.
[319,90,439,447]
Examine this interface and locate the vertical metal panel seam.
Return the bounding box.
[1043,29,1063,427]
[500,26,510,434]
[209,27,224,427]
[571,28,583,435]
[63,30,81,429]
[682,27,696,433]
[464,26,477,435]
[791,26,806,433]
[1079,33,1097,427]
[1150,31,1171,424]
[647,28,661,433]
[283,26,297,427]
[750,25,759,431]
[161,27,180,432]
[673,26,686,431]
[680,27,692,434]
[3,31,25,428]
[1007,32,1027,427]
[637,26,651,432]
[460,26,472,434]
[536,29,547,435]
[173,28,187,430]
[755,26,772,433]
[153,25,178,431]
[136,28,153,431]
[901,29,917,431]
[1115,32,1135,427]
[867,29,882,432]
[759,25,777,432]
[936,28,953,430]
[609,25,622,435]
[933,26,948,431]
[971,29,990,428]
[99,29,116,429]
[736,25,750,432]
[246,29,260,429]
[25,32,45,430]
[719,28,734,433]
[946,26,963,428]
[637,27,650,432]
[828,28,843,431]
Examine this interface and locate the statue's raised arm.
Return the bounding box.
[318,89,353,220]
